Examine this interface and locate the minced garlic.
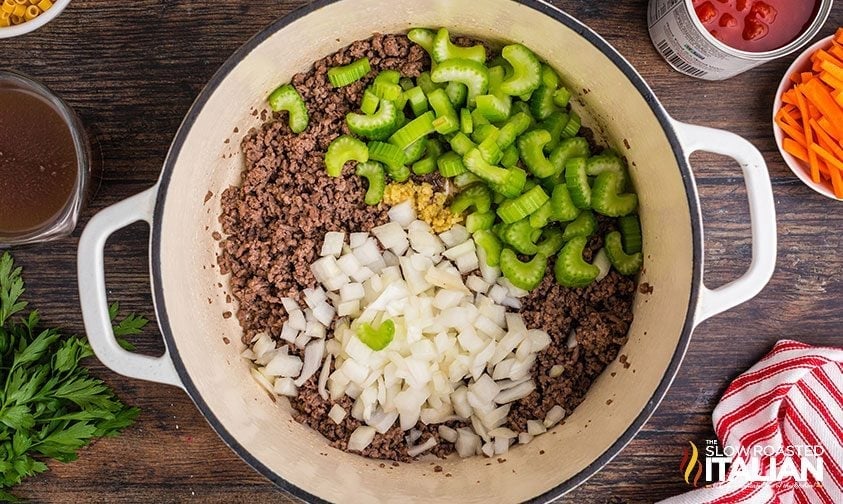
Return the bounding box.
[383,181,463,233]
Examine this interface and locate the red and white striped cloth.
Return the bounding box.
[661,340,843,504]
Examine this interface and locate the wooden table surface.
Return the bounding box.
[3,1,841,502]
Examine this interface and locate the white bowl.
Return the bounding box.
[0,0,71,39]
[772,34,843,201]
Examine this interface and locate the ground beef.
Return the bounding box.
[218,34,427,342]
[507,270,635,432]
[219,33,637,462]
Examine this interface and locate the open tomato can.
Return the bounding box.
[648,0,834,80]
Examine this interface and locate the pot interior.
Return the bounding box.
[154,0,696,501]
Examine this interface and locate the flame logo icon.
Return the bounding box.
[680,441,704,487]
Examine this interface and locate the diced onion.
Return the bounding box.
[318,354,332,400]
[273,377,298,397]
[329,404,347,424]
[295,339,325,386]
[594,248,611,281]
[455,428,481,458]
[518,432,533,445]
[320,231,346,257]
[527,419,547,436]
[347,425,377,452]
[438,425,458,443]
[388,200,417,228]
[407,436,438,457]
[264,352,303,378]
[543,405,565,428]
[494,380,535,404]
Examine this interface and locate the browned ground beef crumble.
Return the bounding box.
[218,34,636,462]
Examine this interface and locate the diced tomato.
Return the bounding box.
[736,0,749,12]
[750,1,778,23]
[695,1,718,24]
[719,13,737,28]
[743,16,769,42]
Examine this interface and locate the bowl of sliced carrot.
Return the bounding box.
[774,30,843,201]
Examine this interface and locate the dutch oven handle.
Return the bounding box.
[77,186,184,389]
[672,120,778,327]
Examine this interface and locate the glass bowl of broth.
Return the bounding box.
[0,70,90,246]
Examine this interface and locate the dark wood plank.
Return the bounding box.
[2,0,841,502]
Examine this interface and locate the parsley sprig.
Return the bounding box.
[0,252,142,500]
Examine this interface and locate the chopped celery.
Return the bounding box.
[530,84,557,120]
[553,86,572,107]
[368,141,408,181]
[474,229,503,267]
[496,112,532,149]
[346,100,399,140]
[518,129,558,178]
[591,171,638,217]
[500,249,547,291]
[450,184,492,214]
[500,145,519,168]
[427,88,460,135]
[500,44,542,96]
[408,28,436,54]
[472,123,499,143]
[562,211,597,242]
[328,57,371,87]
[355,161,386,205]
[403,137,428,165]
[478,131,503,165]
[490,166,527,198]
[554,236,599,288]
[417,72,442,95]
[463,148,510,185]
[360,89,380,115]
[446,82,468,108]
[529,201,554,229]
[541,111,570,152]
[536,227,565,257]
[618,215,642,254]
[388,111,435,150]
[325,135,369,177]
[550,137,590,176]
[565,157,591,209]
[453,171,482,188]
[431,28,487,64]
[561,111,581,137]
[551,184,581,223]
[541,64,560,89]
[604,231,643,276]
[466,212,496,232]
[497,186,549,224]
[412,138,444,175]
[356,319,395,351]
[430,59,490,105]
[586,152,629,190]
[267,84,310,134]
[498,218,539,255]
[437,151,468,177]
[448,132,476,156]
[460,108,474,134]
[406,86,429,116]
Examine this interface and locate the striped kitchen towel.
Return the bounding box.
[660,340,843,504]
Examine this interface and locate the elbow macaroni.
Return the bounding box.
[0,0,52,26]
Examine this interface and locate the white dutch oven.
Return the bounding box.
[77,1,778,502]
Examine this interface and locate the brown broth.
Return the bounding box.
[0,87,78,234]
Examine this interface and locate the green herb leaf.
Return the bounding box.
[109,302,148,352]
[0,252,141,497]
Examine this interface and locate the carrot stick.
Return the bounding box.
[836,27,843,45]
[782,89,798,105]
[783,138,809,162]
[829,45,843,62]
[794,87,822,183]
[809,143,843,197]
[820,60,843,82]
[801,79,843,134]
[802,71,816,83]
[819,71,843,91]
[777,108,803,130]
[833,89,843,109]
[814,49,843,68]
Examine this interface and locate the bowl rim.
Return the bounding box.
[0,0,72,39]
[147,1,705,502]
[772,34,843,201]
